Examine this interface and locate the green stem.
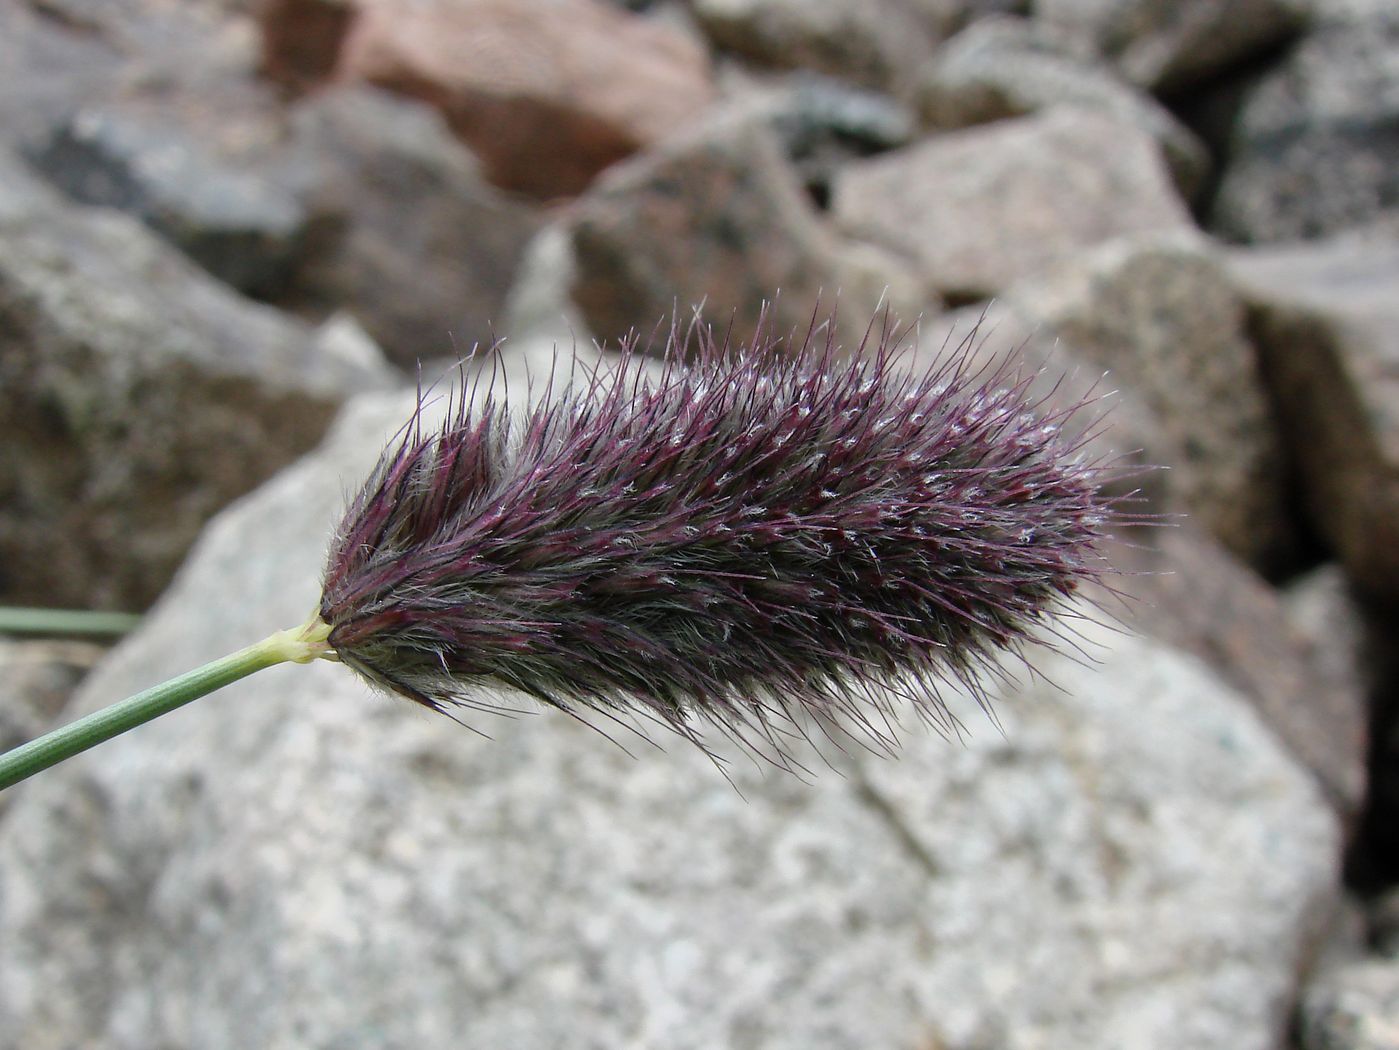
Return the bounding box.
[0,613,334,792]
[0,606,144,638]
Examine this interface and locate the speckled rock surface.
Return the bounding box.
[1227,235,1399,600]
[0,151,391,611]
[0,367,1340,1050]
[916,15,1209,198]
[832,108,1192,300]
[1300,956,1399,1050]
[569,109,927,353]
[1006,231,1290,570]
[277,85,543,366]
[1034,0,1306,91]
[690,0,958,92]
[1212,5,1399,243]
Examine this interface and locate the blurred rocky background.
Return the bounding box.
[1,0,1397,1047]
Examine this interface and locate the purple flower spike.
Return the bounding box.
[320,314,1129,767]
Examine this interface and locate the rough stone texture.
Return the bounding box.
[0,3,126,154]
[1300,957,1399,1050]
[1226,235,1399,600]
[1211,8,1399,243]
[1108,527,1368,823]
[337,0,716,198]
[916,15,1209,199]
[0,638,109,818]
[27,106,308,296]
[911,301,1166,506]
[1033,0,1307,92]
[1007,231,1291,571]
[0,639,107,756]
[0,153,392,612]
[690,0,959,93]
[741,73,917,203]
[568,110,930,354]
[0,371,1340,1050]
[831,108,1193,301]
[277,85,544,366]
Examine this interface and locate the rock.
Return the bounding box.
[0,365,1339,1049]
[0,639,107,756]
[1033,0,1307,93]
[501,223,594,346]
[0,3,125,153]
[745,73,917,203]
[911,301,1166,505]
[831,108,1193,301]
[1006,231,1291,570]
[276,85,544,366]
[915,15,1209,199]
[567,109,929,354]
[0,152,392,612]
[1226,235,1399,600]
[689,0,958,93]
[1111,528,1368,822]
[1300,957,1399,1050]
[1211,9,1399,242]
[27,106,308,296]
[1283,564,1372,743]
[0,637,109,818]
[337,0,716,198]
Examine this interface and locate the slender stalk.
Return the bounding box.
[0,614,334,792]
[0,606,144,639]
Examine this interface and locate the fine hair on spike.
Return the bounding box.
[320,307,1139,771]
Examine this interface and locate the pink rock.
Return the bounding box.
[337,0,716,198]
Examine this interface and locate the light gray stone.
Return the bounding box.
[0,639,107,756]
[1212,8,1399,242]
[1032,0,1307,91]
[916,15,1210,198]
[1006,231,1291,571]
[27,106,308,296]
[690,0,959,93]
[1301,957,1399,1050]
[0,151,392,611]
[0,359,1340,1050]
[832,108,1193,300]
[1226,235,1399,599]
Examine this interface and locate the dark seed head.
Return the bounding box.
[320,314,1131,765]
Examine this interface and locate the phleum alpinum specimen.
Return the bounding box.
[0,315,1128,790]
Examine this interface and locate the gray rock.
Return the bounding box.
[568,109,929,353]
[0,636,108,818]
[746,73,918,202]
[0,638,107,756]
[0,362,1340,1050]
[690,0,959,93]
[916,15,1210,199]
[1006,231,1291,570]
[0,3,125,152]
[1226,235,1399,600]
[1212,10,1399,242]
[1033,0,1307,92]
[1113,527,1368,822]
[1300,957,1399,1050]
[0,152,391,612]
[277,85,544,367]
[831,108,1193,300]
[27,107,308,296]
